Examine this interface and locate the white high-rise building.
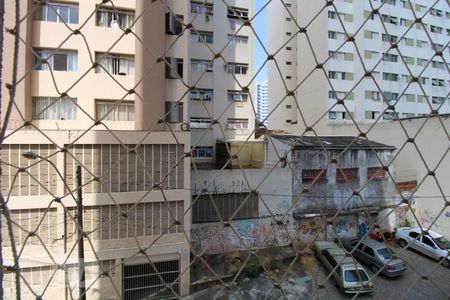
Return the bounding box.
[256,80,269,124]
[268,0,450,132]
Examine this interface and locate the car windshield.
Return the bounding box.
[344,270,369,282]
[377,248,391,259]
[433,236,450,250]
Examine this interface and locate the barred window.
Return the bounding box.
[302,169,327,183]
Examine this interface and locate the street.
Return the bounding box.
[314,243,450,300]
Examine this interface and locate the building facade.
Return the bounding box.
[256,80,269,125]
[268,0,450,132]
[1,0,191,298]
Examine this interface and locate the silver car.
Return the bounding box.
[395,227,450,268]
[342,238,407,277]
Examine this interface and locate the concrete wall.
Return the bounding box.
[291,148,396,215]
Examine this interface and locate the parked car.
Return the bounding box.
[313,241,374,294]
[395,227,450,268]
[341,238,407,277]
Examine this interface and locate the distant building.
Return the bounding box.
[256,80,269,125]
[268,0,450,132]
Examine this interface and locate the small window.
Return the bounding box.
[166,57,184,79]
[302,169,327,183]
[286,76,292,79]
[227,90,249,102]
[227,7,249,20]
[192,146,213,158]
[96,100,134,121]
[34,2,79,24]
[96,52,135,76]
[165,101,183,123]
[191,30,214,43]
[34,48,78,72]
[336,168,358,182]
[227,63,248,75]
[227,118,248,129]
[190,89,213,101]
[33,97,77,120]
[191,1,213,15]
[96,7,134,29]
[286,46,292,51]
[368,167,386,179]
[191,59,213,73]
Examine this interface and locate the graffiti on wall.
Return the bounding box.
[191,217,291,254]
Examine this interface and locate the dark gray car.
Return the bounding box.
[342,238,407,277]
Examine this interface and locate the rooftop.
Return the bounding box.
[270,135,395,150]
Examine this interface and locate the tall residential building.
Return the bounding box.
[268,0,450,132]
[256,80,269,125]
[186,0,257,168]
[1,1,191,298]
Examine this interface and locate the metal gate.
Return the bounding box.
[123,260,180,300]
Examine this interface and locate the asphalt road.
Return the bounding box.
[313,243,450,300]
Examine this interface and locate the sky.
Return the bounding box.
[253,0,268,84]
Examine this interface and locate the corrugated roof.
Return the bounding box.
[270,134,395,150]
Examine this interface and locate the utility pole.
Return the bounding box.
[76,165,86,300]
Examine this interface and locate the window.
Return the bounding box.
[227,118,248,129]
[166,58,184,78]
[419,77,428,85]
[191,59,212,73]
[227,7,249,20]
[382,33,397,43]
[431,61,445,70]
[227,34,248,46]
[364,30,378,39]
[302,169,327,183]
[403,37,414,46]
[34,48,78,72]
[415,4,426,12]
[190,89,213,101]
[430,8,443,17]
[365,91,381,101]
[329,111,353,120]
[432,97,445,104]
[329,91,354,100]
[227,90,249,102]
[382,53,398,62]
[402,113,415,118]
[404,94,415,102]
[96,100,134,121]
[432,43,444,51]
[416,58,428,66]
[409,231,420,239]
[166,13,183,35]
[329,71,354,80]
[363,246,374,256]
[385,0,396,5]
[192,146,213,158]
[365,111,379,120]
[123,260,180,300]
[189,117,213,129]
[96,7,134,29]
[384,91,399,102]
[364,50,379,59]
[416,40,428,48]
[400,18,413,27]
[227,63,248,75]
[165,101,183,123]
[191,30,213,43]
[430,25,443,34]
[96,53,135,75]
[383,112,399,120]
[336,168,358,182]
[329,51,353,61]
[431,78,445,87]
[383,72,399,81]
[34,2,79,24]
[422,236,435,247]
[368,167,386,179]
[286,46,292,51]
[328,11,337,19]
[403,56,415,65]
[191,1,213,15]
[33,97,77,120]
[382,14,398,25]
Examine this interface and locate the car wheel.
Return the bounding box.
[370,264,379,274]
[441,258,450,268]
[398,239,407,248]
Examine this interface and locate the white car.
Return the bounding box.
[395,227,450,268]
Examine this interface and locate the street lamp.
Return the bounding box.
[21,151,86,300]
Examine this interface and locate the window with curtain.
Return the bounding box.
[32,97,77,120]
[34,49,78,72]
[95,53,135,75]
[96,7,135,29]
[96,100,134,121]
